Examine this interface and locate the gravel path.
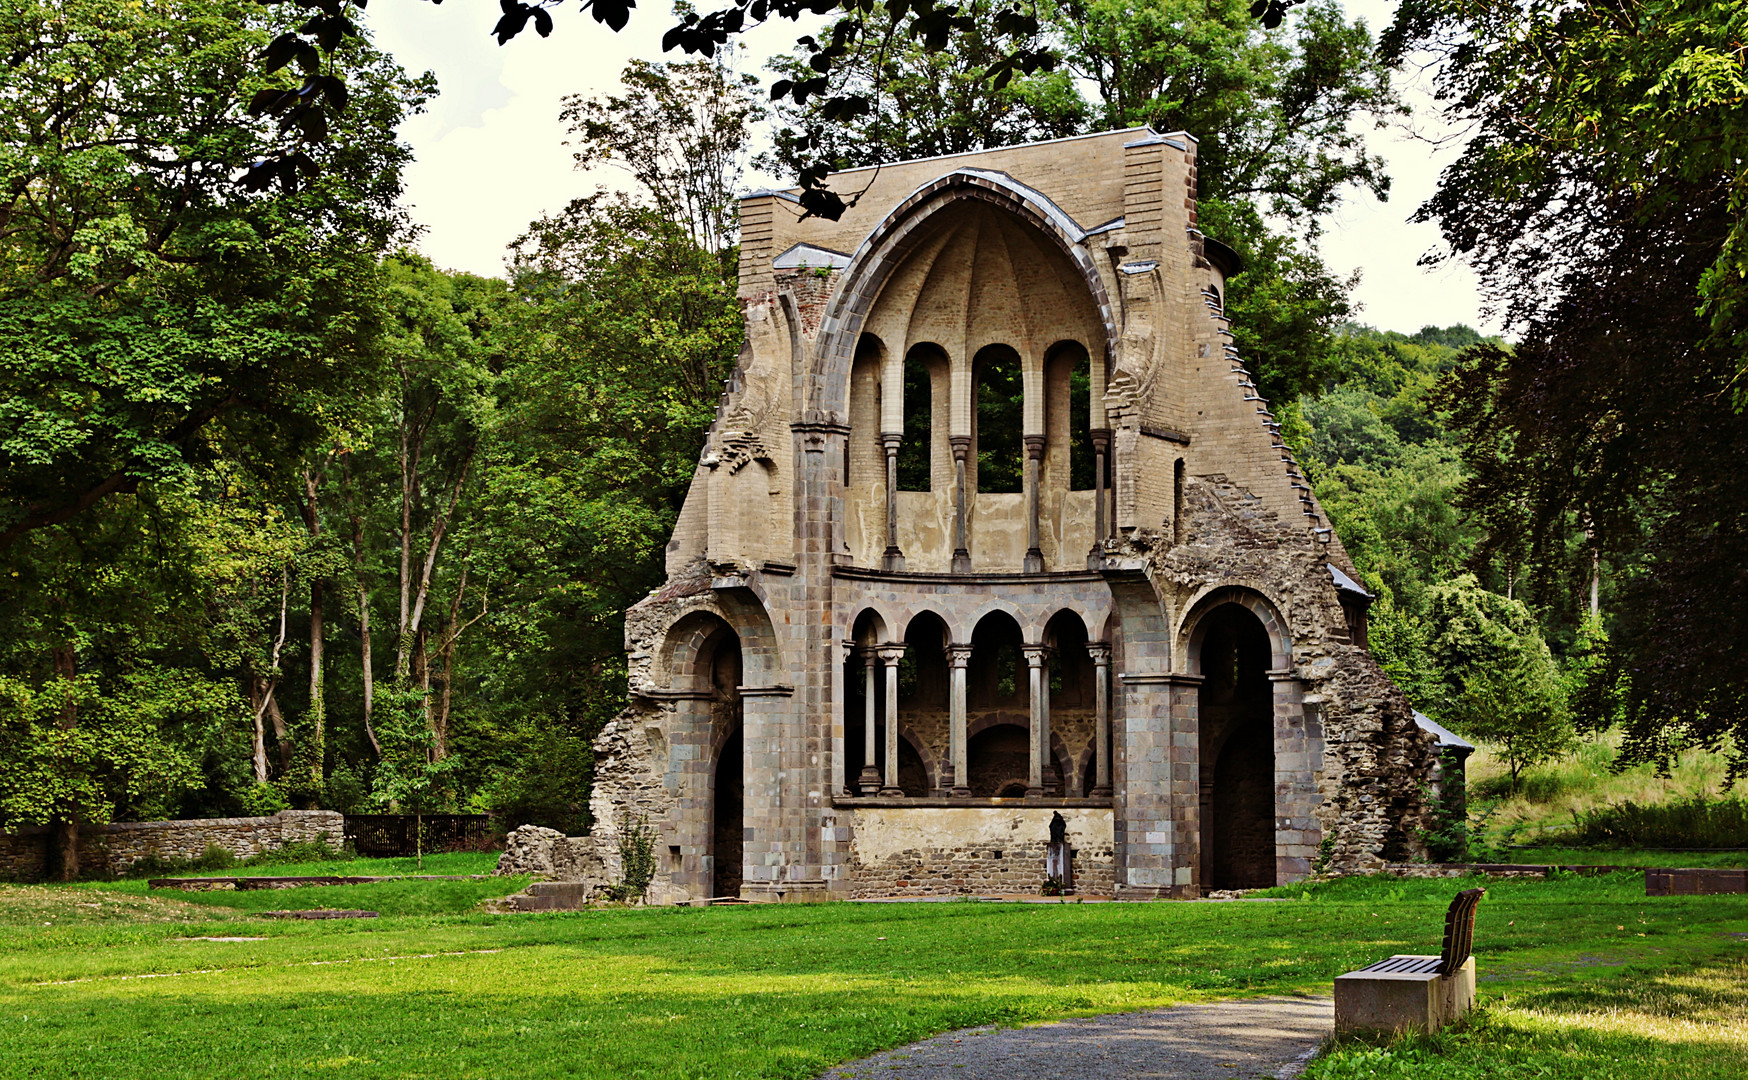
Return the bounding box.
[818,996,1333,1080]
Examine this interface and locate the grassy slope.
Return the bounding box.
[0,873,1743,1079]
[1468,735,1736,844]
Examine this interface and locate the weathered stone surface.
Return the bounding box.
[495,824,606,884]
[549,129,1444,905]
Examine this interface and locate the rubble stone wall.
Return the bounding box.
[0,810,344,882]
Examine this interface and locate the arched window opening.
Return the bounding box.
[900,613,949,710]
[897,738,930,797]
[897,345,938,491]
[1045,341,1094,493]
[845,608,889,795]
[1043,611,1092,706]
[968,611,1026,709]
[1196,603,1276,891]
[973,344,1023,494]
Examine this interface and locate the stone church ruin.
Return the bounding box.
[504,129,1444,902]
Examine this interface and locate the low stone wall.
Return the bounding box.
[0,810,344,881]
[843,806,1116,897]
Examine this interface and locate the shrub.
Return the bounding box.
[1566,794,1748,848]
[194,843,238,871]
[241,835,351,867]
[605,811,657,902]
[240,783,290,817]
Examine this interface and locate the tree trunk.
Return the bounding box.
[416,626,433,758]
[301,464,330,793]
[308,576,325,787]
[399,456,472,683]
[358,582,380,758]
[431,564,487,763]
[248,673,270,784]
[343,457,381,759]
[267,691,291,774]
[51,644,79,881]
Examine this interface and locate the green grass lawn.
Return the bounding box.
[0,871,1743,1079]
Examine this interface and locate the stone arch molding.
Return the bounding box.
[807,169,1121,419]
[1178,584,1294,674]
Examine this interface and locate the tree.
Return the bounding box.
[763,0,1087,176]
[0,0,427,868]
[562,57,766,254]
[1383,1,1748,379]
[1426,574,1574,790]
[0,0,425,555]
[1439,188,1748,779]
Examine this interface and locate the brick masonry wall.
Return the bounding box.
[0,810,344,882]
[844,806,1116,897]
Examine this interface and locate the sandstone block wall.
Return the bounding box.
[843,806,1116,897]
[0,810,344,881]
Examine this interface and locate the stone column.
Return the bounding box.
[948,644,972,796]
[881,433,904,571]
[1041,647,1057,794]
[1088,643,1112,797]
[1090,428,1112,563]
[1023,644,1048,797]
[950,435,972,573]
[859,648,883,795]
[1023,434,1046,573]
[878,644,906,796]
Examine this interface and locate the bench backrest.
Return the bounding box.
[1439,888,1486,975]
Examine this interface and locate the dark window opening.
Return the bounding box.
[969,612,1027,708]
[974,345,1023,494]
[897,346,935,491]
[1069,362,1094,491]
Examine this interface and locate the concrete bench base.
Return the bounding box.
[1334,956,1475,1034]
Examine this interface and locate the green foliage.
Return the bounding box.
[0,0,425,552]
[1426,575,1574,789]
[560,57,764,254]
[482,722,593,836]
[1387,2,1748,777]
[606,811,659,903]
[239,783,289,818]
[763,0,1086,176]
[240,836,351,867]
[1566,794,1748,850]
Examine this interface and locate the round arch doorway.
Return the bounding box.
[1195,602,1277,891]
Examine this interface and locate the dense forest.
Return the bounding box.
[3,0,1743,875]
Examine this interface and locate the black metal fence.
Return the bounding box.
[342,814,495,857]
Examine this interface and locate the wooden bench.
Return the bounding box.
[1334,888,1484,1034]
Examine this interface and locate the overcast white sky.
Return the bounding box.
[365,0,1493,335]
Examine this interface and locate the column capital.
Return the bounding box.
[1021,643,1053,665]
[1023,434,1047,457]
[1089,427,1113,451]
[880,432,903,450]
[946,644,974,666]
[877,643,908,665]
[1086,642,1113,664]
[948,435,972,458]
